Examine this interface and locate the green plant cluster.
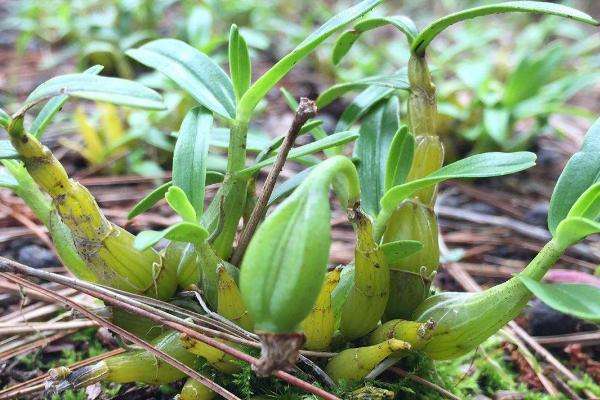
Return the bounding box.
[0,1,599,399]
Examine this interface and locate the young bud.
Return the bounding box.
[240,156,360,375]
[180,334,241,374]
[164,242,201,290]
[339,210,389,340]
[46,331,196,394]
[300,267,341,350]
[382,200,439,320]
[369,319,436,350]
[325,339,411,382]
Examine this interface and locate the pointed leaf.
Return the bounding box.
[134,221,209,250]
[335,85,394,133]
[24,73,164,111]
[268,167,314,206]
[555,217,600,248]
[333,16,417,65]
[127,172,224,219]
[30,65,104,139]
[173,107,213,218]
[229,25,252,101]
[412,1,599,55]
[519,275,600,322]
[379,152,536,225]
[237,0,384,121]
[239,130,359,176]
[381,240,423,264]
[549,117,600,235]
[165,186,197,223]
[567,182,600,221]
[317,70,409,109]
[127,39,236,119]
[385,125,415,191]
[355,97,400,216]
[483,108,510,145]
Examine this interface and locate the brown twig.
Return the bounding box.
[0,272,241,400]
[231,98,317,265]
[0,257,341,400]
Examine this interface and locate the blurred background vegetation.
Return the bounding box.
[1,0,599,174]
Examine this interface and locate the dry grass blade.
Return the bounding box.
[0,257,342,400]
[0,320,96,335]
[390,367,461,400]
[0,272,241,400]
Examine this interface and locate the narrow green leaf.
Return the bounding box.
[355,97,400,216]
[127,172,224,219]
[24,73,164,111]
[555,217,600,248]
[549,117,600,235]
[229,24,252,101]
[173,107,213,218]
[483,108,510,145]
[317,70,409,109]
[380,152,536,216]
[165,186,197,223]
[335,85,394,133]
[128,181,172,219]
[385,125,415,191]
[134,222,209,250]
[31,65,103,139]
[333,16,417,65]
[268,167,313,206]
[0,141,19,159]
[412,1,599,55]
[127,39,236,119]
[567,182,600,221]
[237,0,384,121]
[239,131,359,176]
[381,240,423,264]
[281,87,335,155]
[332,265,355,327]
[519,275,600,322]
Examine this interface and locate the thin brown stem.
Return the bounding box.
[231,98,317,265]
[0,272,240,400]
[0,257,340,400]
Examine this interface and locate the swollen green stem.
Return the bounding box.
[1,160,92,281]
[407,53,437,137]
[205,120,249,260]
[413,239,566,360]
[381,53,443,320]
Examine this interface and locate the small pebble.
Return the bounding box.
[17,244,58,269]
[524,202,548,227]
